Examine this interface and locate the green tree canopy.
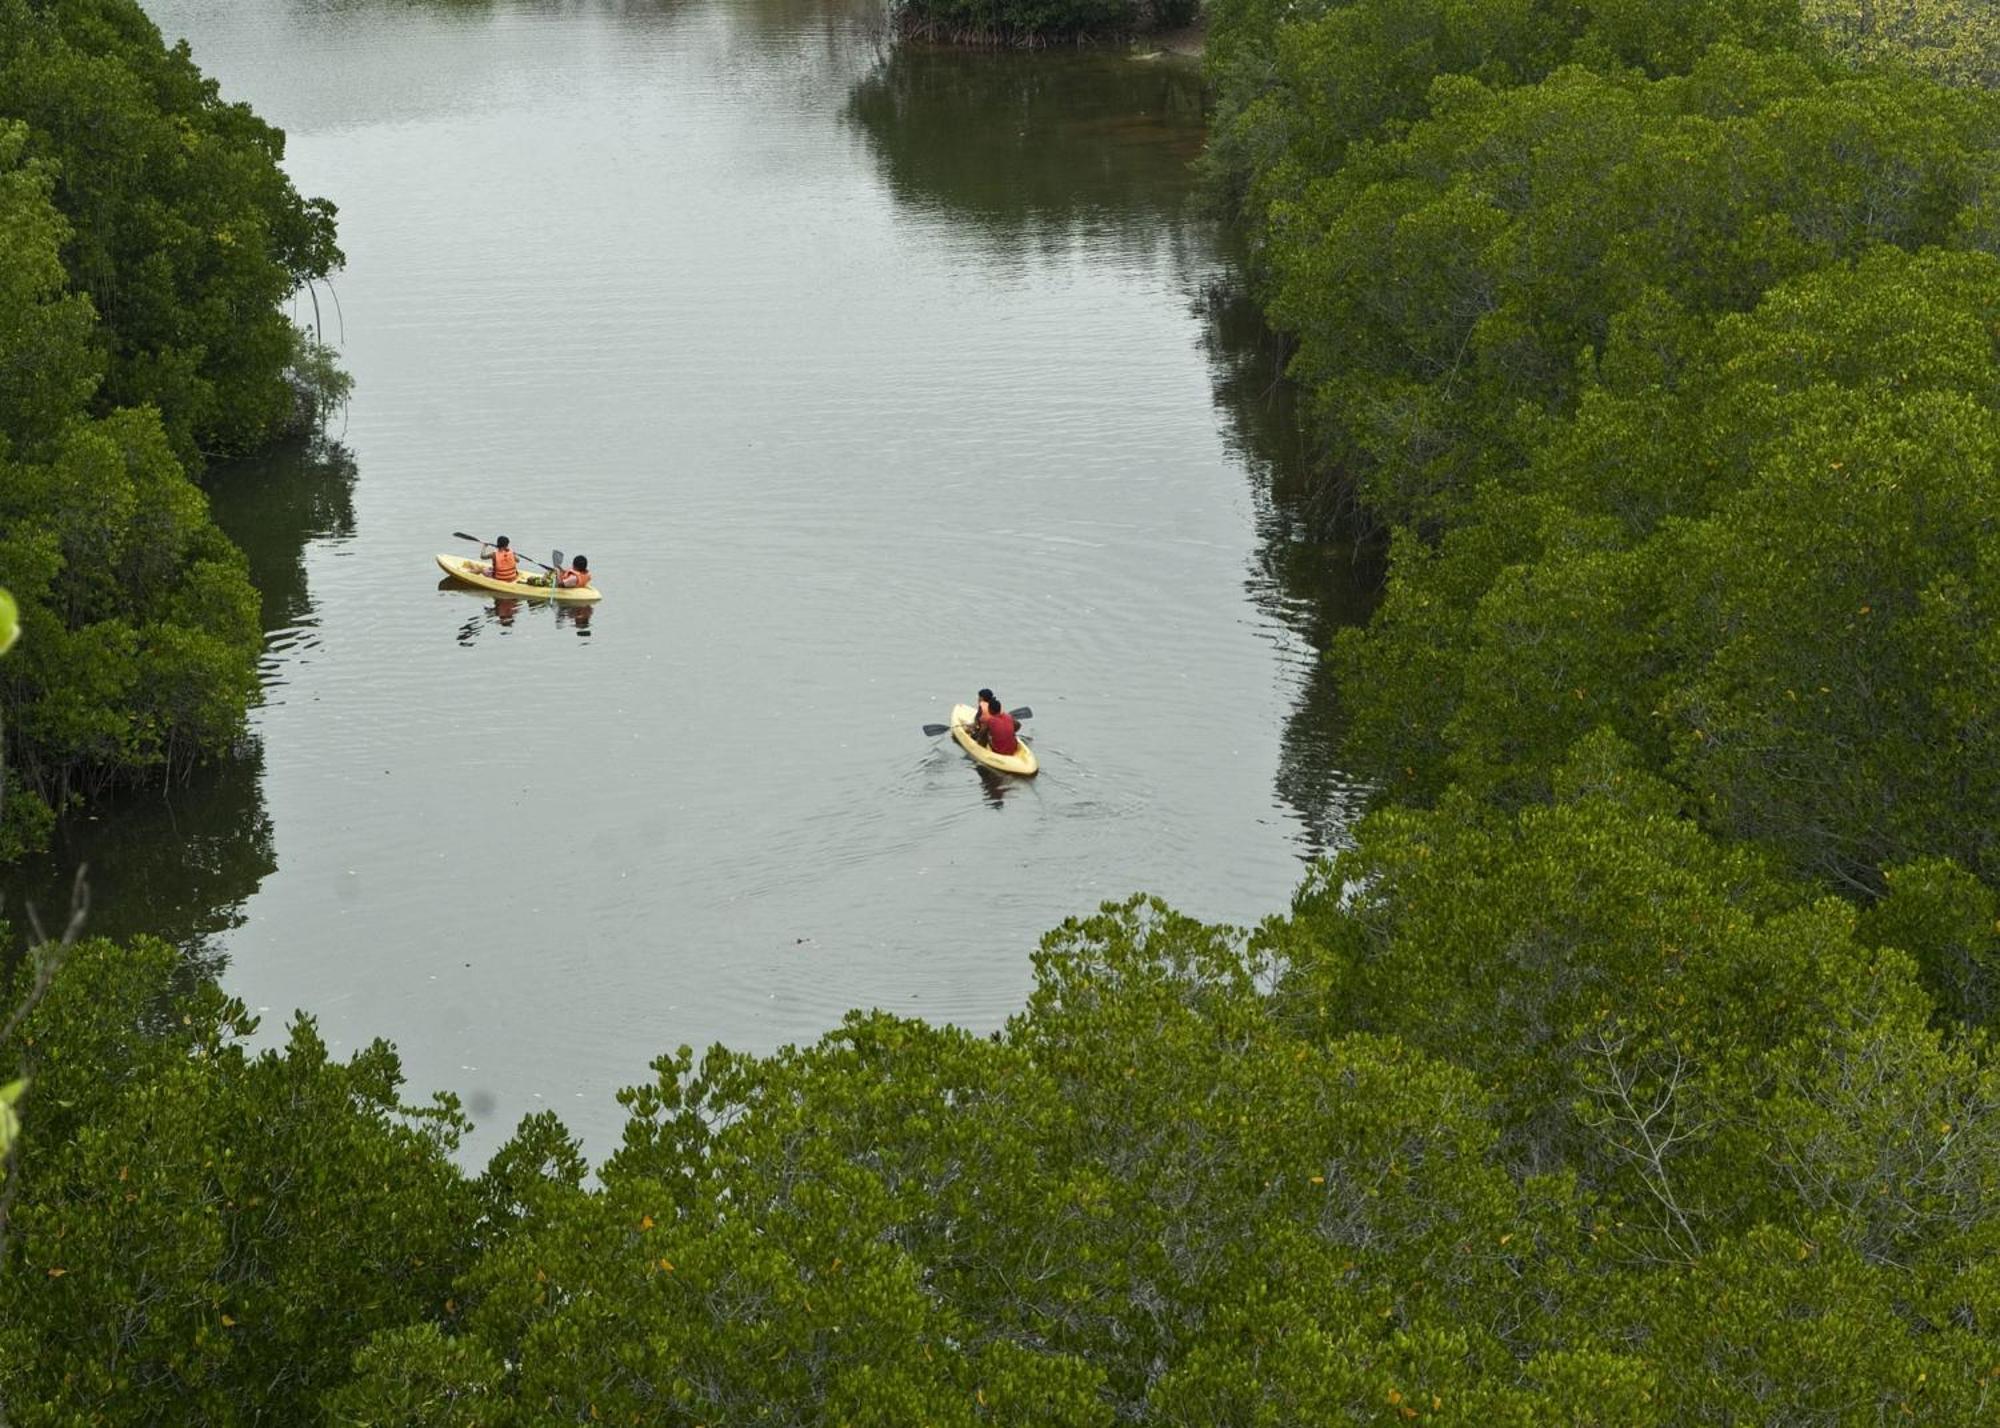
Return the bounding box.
[1203,0,1808,221]
[1258,49,1999,527]
[0,1,311,857]
[9,888,1999,1420]
[0,935,478,1423]
[1803,0,2000,91]
[0,0,341,464]
[1335,249,2000,917]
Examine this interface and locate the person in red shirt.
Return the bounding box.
[973,688,1019,756]
[479,535,519,582]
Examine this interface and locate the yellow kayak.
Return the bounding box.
[435,553,602,603]
[949,703,1038,776]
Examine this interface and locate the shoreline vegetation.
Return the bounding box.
[0,0,345,859]
[10,0,2000,1421]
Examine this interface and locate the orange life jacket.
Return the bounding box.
[562,568,590,588]
[492,548,518,581]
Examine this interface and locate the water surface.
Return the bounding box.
[12,0,1366,1158]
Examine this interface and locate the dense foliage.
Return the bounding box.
[0,0,342,464]
[1,936,477,1423]
[7,879,1999,1420]
[0,0,337,855]
[1268,49,1996,528]
[1335,246,2000,898]
[1803,0,2000,91]
[0,587,18,1172]
[1210,0,2000,1408]
[1206,0,2000,951]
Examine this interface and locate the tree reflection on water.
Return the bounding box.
[7,439,357,959]
[1196,273,1381,859]
[845,45,1209,264]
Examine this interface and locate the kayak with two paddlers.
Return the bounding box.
[438,532,601,603]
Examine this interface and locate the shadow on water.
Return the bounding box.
[3,754,272,968]
[844,46,1210,262]
[4,439,357,956]
[1197,269,1382,858]
[204,437,359,634]
[975,765,1020,808]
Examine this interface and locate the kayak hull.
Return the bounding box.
[436,553,602,603]
[949,703,1038,776]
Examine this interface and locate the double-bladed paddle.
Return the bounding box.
[923,707,1033,737]
[452,532,560,574]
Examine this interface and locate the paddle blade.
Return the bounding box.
[551,550,564,570]
[452,530,482,544]
[1009,706,1032,721]
[922,724,952,737]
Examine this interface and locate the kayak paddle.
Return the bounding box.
[922,707,1032,737]
[452,532,559,573]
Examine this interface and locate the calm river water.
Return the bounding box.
[12,0,1370,1159]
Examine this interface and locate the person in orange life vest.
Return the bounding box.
[973,688,1019,756]
[557,554,591,589]
[479,535,519,582]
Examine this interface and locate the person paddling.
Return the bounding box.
[479,535,519,583]
[973,688,1019,756]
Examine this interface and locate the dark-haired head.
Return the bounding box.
[495,535,511,549]
[572,555,588,571]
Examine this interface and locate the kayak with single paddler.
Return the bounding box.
[948,702,1037,776]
